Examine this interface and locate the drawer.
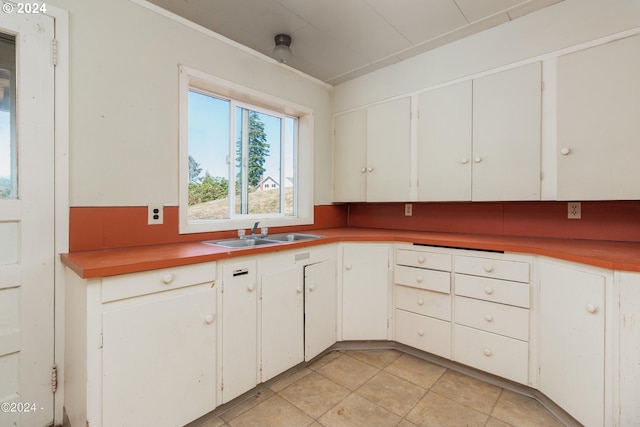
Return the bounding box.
[395,309,451,359]
[102,262,216,303]
[454,296,529,341]
[454,324,528,385]
[396,285,451,321]
[396,249,451,271]
[395,265,450,293]
[454,255,530,283]
[455,274,530,308]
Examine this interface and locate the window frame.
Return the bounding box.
[178,64,314,234]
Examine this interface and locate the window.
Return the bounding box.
[179,65,314,233]
[0,35,16,199]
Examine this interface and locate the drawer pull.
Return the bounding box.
[162,274,175,284]
[418,256,426,264]
[483,348,493,357]
[417,298,424,306]
[247,284,255,292]
[416,276,424,283]
[483,287,494,295]
[418,330,424,337]
[586,304,598,314]
[483,264,494,273]
[204,314,215,324]
[484,314,493,322]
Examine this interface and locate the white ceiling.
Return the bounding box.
[147,0,563,86]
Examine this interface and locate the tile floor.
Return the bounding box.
[194,349,566,427]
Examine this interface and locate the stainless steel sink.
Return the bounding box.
[202,238,278,248]
[264,233,323,242]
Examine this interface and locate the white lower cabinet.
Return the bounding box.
[261,265,305,381]
[619,271,640,426]
[341,244,391,340]
[305,259,337,361]
[65,262,218,427]
[539,260,608,427]
[221,259,258,403]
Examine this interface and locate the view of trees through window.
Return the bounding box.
[187,90,296,220]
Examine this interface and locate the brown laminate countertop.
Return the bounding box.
[61,227,640,278]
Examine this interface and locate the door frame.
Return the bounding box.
[47,4,69,425]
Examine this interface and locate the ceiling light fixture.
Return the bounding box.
[272,34,292,63]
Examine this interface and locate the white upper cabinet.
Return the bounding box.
[417,81,472,201]
[333,97,411,202]
[472,62,542,201]
[556,34,640,200]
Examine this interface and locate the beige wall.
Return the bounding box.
[333,0,640,113]
[48,0,333,206]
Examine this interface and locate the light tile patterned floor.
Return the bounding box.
[195,349,565,427]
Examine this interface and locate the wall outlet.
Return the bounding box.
[404,203,412,216]
[568,202,581,219]
[148,204,164,225]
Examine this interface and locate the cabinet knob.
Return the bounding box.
[474,156,482,163]
[483,348,493,357]
[296,287,302,294]
[345,264,352,270]
[418,330,424,337]
[586,304,598,314]
[367,167,374,173]
[162,274,174,284]
[484,287,494,295]
[416,276,423,283]
[483,264,494,273]
[247,284,255,292]
[417,298,424,306]
[417,256,425,264]
[484,314,494,322]
[461,158,469,164]
[560,147,571,156]
[309,284,316,292]
[361,167,367,173]
[204,314,215,324]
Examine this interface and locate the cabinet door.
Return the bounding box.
[619,272,640,426]
[418,81,472,201]
[333,109,366,202]
[304,260,337,361]
[261,266,304,381]
[472,62,541,201]
[557,35,640,200]
[221,260,257,403]
[342,245,389,340]
[366,97,411,202]
[539,261,605,427]
[102,287,216,427]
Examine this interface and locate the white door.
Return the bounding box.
[304,260,337,361]
[333,109,366,202]
[0,10,55,427]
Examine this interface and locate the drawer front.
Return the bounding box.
[396,249,451,271]
[455,274,530,308]
[395,309,451,359]
[454,296,529,341]
[454,255,530,283]
[454,324,528,385]
[396,285,451,321]
[102,262,216,303]
[395,265,450,293]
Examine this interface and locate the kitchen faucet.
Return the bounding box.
[251,221,260,236]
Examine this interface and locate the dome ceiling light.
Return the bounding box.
[272,33,292,63]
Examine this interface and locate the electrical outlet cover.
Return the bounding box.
[148,204,164,225]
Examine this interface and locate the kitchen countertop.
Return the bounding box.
[61,227,640,278]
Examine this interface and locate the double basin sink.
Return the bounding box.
[203,233,323,249]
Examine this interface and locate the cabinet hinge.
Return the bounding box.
[541,80,544,92]
[220,281,224,293]
[51,364,58,393]
[52,38,58,67]
[220,380,224,391]
[98,333,103,349]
